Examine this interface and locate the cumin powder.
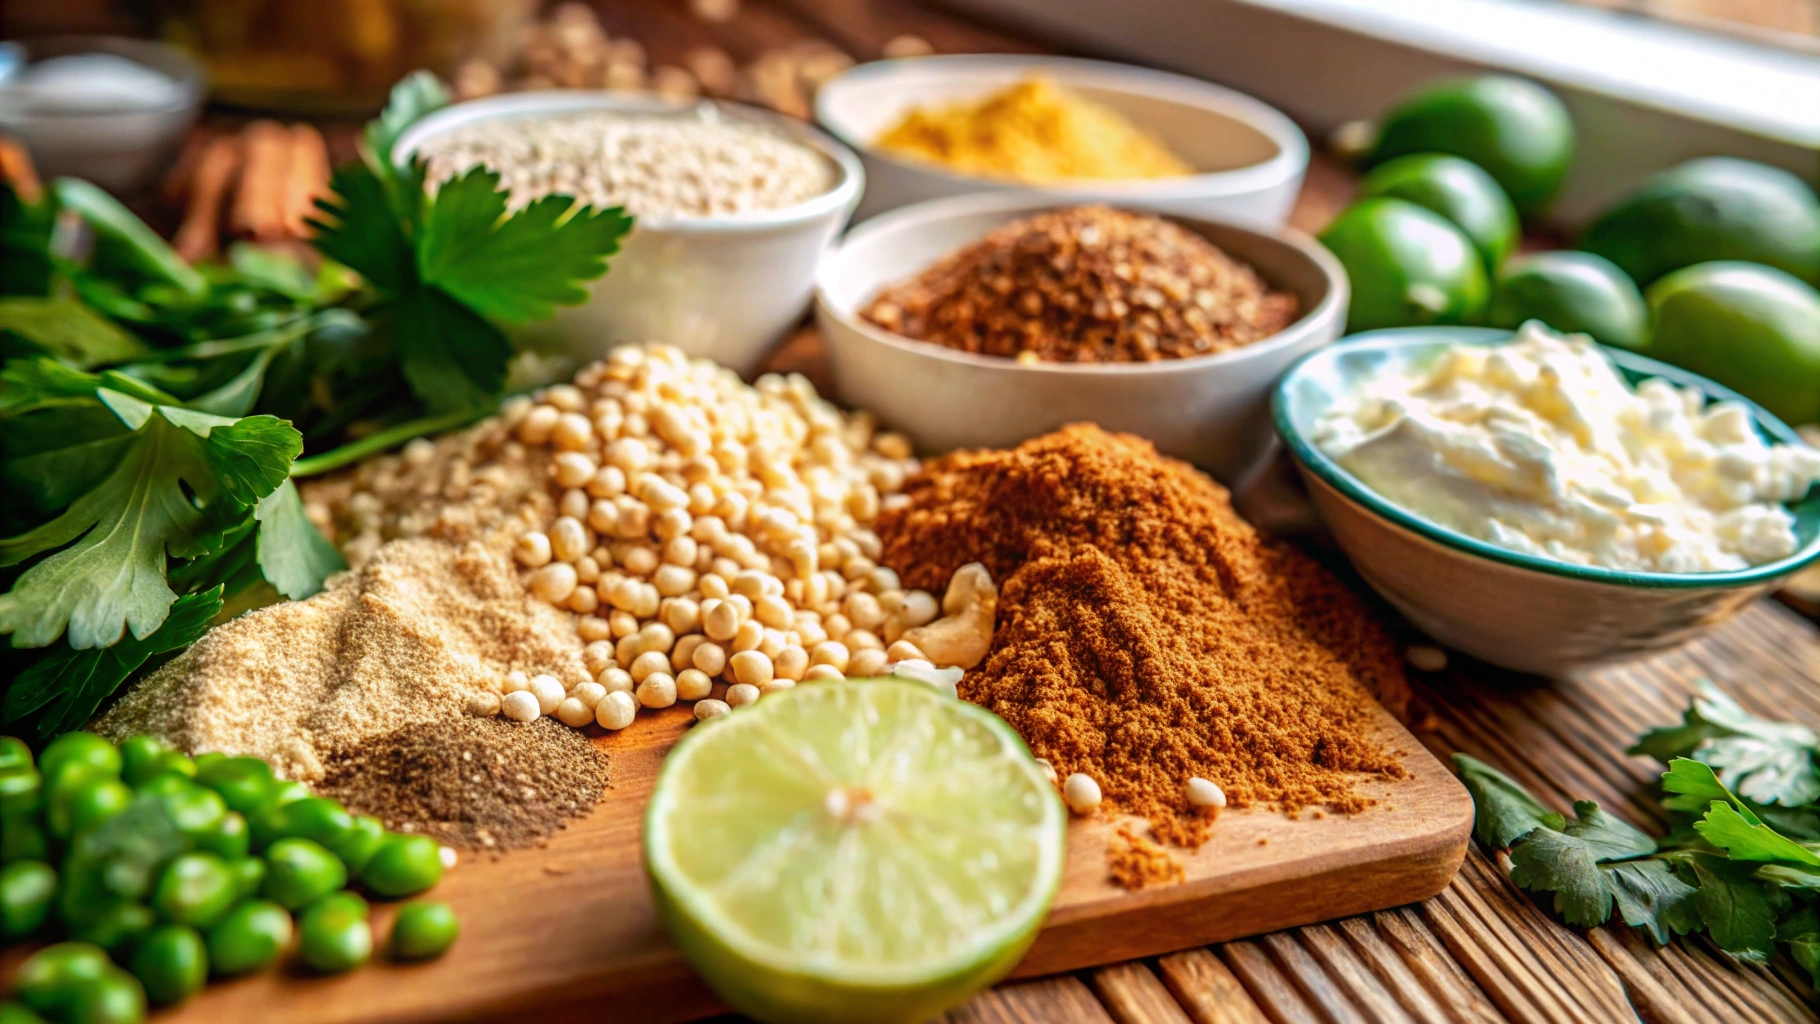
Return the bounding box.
[877,425,1407,846]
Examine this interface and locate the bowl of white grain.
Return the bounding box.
[394,91,863,375]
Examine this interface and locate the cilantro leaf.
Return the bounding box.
[417,167,632,323]
[364,70,449,168]
[310,163,414,293]
[2,588,221,738]
[392,281,512,412]
[254,480,344,600]
[1454,753,1566,849]
[1605,859,1700,943]
[0,296,150,368]
[1633,682,1820,806]
[1661,757,1741,815]
[1507,801,1658,927]
[1687,852,1782,960]
[0,389,296,649]
[1563,799,1658,860]
[1696,802,1820,868]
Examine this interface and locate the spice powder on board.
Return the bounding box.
[877,424,1408,847]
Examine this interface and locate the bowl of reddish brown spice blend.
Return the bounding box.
[816,193,1346,483]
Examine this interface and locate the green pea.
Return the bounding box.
[133,753,197,790]
[388,900,459,961]
[229,857,266,899]
[38,734,119,787]
[272,796,355,848]
[68,903,156,955]
[150,853,237,928]
[1,1000,50,1024]
[249,780,313,849]
[157,781,227,838]
[268,779,310,807]
[0,737,31,774]
[131,772,192,801]
[61,966,145,1024]
[49,777,133,839]
[1,817,48,863]
[13,942,111,1016]
[196,811,250,861]
[194,756,272,818]
[330,815,386,875]
[207,899,292,977]
[130,925,208,1005]
[193,751,226,772]
[0,769,41,818]
[298,892,372,974]
[360,835,443,898]
[56,860,120,927]
[1,860,56,940]
[117,737,170,788]
[262,837,347,910]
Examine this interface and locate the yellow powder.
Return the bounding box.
[874,78,1193,184]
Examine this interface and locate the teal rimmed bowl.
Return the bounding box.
[1272,326,1820,675]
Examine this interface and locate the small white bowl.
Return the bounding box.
[1274,328,1820,675]
[815,192,1347,483]
[814,54,1307,227]
[393,91,863,376]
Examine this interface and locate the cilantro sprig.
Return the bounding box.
[1458,682,1820,974]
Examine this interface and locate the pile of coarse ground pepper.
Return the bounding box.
[876,424,1409,848]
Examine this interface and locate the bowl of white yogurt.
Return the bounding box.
[1272,321,1820,675]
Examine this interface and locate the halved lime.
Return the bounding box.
[645,680,1066,1024]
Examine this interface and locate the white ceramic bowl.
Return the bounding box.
[0,37,202,194]
[1274,328,1820,676]
[814,54,1307,227]
[393,91,863,376]
[815,192,1347,483]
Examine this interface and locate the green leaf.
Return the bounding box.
[0,390,297,649]
[309,163,415,294]
[2,588,221,739]
[0,181,55,296]
[227,243,319,300]
[1696,802,1820,868]
[1456,753,1559,849]
[418,167,632,323]
[1563,800,1657,861]
[53,178,204,298]
[392,281,511,412]
[1660,757,1752,818]
[1634,682,1820,806]
[1688,852,1782,960]
[254,480,343,600]
[1604,859,1700,944]
[0,296,150,368]
[364,70,449,168]
[1510,825,1613,926]
[1778,906,1820,984]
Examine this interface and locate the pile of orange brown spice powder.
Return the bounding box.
[877,425,1409,870]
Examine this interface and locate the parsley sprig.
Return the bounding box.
[1459,681,1820,970]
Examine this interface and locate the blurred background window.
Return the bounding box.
[1556,0,1818,48]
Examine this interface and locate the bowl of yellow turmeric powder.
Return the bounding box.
[815,55,1307,226]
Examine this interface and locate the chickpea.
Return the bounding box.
[803,664,843,682]
[553,452,597,489]
[621,545,659,577]
[515,531,553,568]
[663,597,702,635]
[636,674,678,709]
[528,563,579,604]
[757,628,788,660]
[755,594,793,630]
[731,619,764,654]
[630,650,671,683]
[774,645,808,681]
[676,669,713,701]
[692,642,728,677]
[730,650,774,687]
[654,564,696,597]
[559,488,590,520]
[587,465,628,498]
[578,615,613,643]
[725,683,760,708]
[672,634,706,672]
[810,641,850,673]
[609,609,639,638]
[702,599,739,641]
[568,586,600,614]
[551,517,592,563]
[849,648,888,677]
[518,404,559,444]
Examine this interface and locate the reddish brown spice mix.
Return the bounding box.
[860,205,1299,364]
[877,424,1407,846]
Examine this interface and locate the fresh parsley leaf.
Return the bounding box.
[54,179,204,299]
[392,280,512,412]
[1778,906,1820,984]
[254,480,343,600]
[309,163,415,293]
[417,166,632,323]
[1454,753,1566,848]
[1633,682,1820,806]
[1687,852,1782,960]
[1507,801,1658,927]
[2,588,221,738]
[1605,859,1700,943]
[1563,799,1657,860]
[0,389,296,649]
[1696,802,1820,869]
[1661,757,1741,815]
[0,296,150,368]
[364,70,449,168]
[0,181,54,296]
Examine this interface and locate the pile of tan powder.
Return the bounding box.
[860,205,1300,363]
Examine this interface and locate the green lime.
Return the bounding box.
[359,835,443,898]
[68,903,156,955]
[1487,250,1647,348]
[38,733,120,788]
[646,680,1065,1024]
[14,942,111,1016]
[298,893,372,974]
[389,900,459,961]
[207,899,292,977]
[263,837,347,910]
[1582,157,1820,287]
[48,776,132,839]
[1645,261,1820,426]
[1365,75,1573,218]
[1,860,56,940]
[0,737,31,774]
[150,853,238,928]
[1320,198,1488,332]
[1359,153,1518,271]
[61,966,144,1024]
[130,925,208,1005]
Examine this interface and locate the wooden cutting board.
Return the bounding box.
[154,696,1472,1024]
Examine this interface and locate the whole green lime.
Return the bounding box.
[1645,261,1820,426]
[1359,153,1518,271]
[1487,251,1647,348]
[1319,198,1489,333]
[1366,76,1574,218]
[1583,157,1820,287]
